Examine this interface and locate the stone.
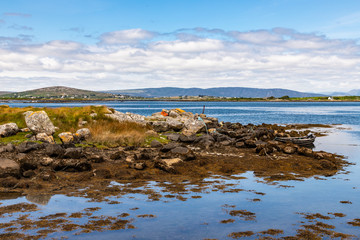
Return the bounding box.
[75,128,91,141]
[235,141,245,148]
[298,147,313,157]
[63,148,83,159]
[195,135,215,148]
[152,121,170,132]
[36,133,55,143]
[0,123,19,137]
[0,158,20,178]
[0,143,16,153]
[244,139,257,148]
[24,111,55,136]
[78,120,88,127]
[58,132,74,144]
[166,118,184,131]
[45,144,64,157]
[93,169,111,178]
[105,110,145,123]
[130,162,146,170]
[183,118,205,134]
[23,170,36,178]
[110,151,126,160]
[179,134,196,143]
[40,157,54,166]
[150,140,163,148]
[90,113,97,118]
[53,159,91,172]
[283,146,297,154]
[170,147,196,161]
[155,158,183,172]
[17,142,42,153]
[164,133,180,141]
[87,154,104,163]
[161,142,180,152]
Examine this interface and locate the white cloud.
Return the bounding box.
[0,28,360,93]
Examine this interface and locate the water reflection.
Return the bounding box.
[26,194,52,205]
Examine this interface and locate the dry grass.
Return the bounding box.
[88,119,150,147]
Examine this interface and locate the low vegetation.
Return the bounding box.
[0,105,151,147]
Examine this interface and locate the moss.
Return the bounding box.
[144,134,169,146]
[0,132,30,145]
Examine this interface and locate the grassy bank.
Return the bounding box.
[0,105,151,147]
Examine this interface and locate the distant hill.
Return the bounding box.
[104,87,324,98]
[1,86,113,99]
[326,89,360,96]
[0,91,11,96]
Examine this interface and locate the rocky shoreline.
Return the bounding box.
[0,107,349,200]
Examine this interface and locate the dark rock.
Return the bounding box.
[45,144,64,157]
[63,148,83,159]
[164,133,180,141]
[0,158,20,178]
[235,141,245,148]
[150,140,163,148]
[124,146,136,151]
[170,147,196,161]
[136,149,158,160]
[0,143,15,153]
[110,151,126,160]
[23,170,36,178]
[19,158,38,171]
[283,146,296,154]
[52,159,91,172]
[62,143,76,148]
[17,141,42,153]
[244,139,257,148]
[179,134,196,143]
[87,154,104,163]
[93,169,112,178]
[161,142,180,152]
[195,134,215,148]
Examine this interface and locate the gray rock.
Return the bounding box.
[0,123,19,137]
[150,140,163,148]
[105,110,145,123]
[36,133,54,143]
[24,111,55,135]
[183,118,205,135]
[166,118,184,131]
[161,142,180,152]
[0,143,16,153]
[53,159,91,172]
[179,134,196,143]
[63,148,83,159]
[244,139,257,148]
[75,128,91,141]
[164,133,180,141]
[0,158,20,178]
[152,121,170,132]
[45,144,64,157]
[170,147,196,161]
[17,141,42,153]
[58,132,74,144]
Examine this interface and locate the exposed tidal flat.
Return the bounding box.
[0,101,360,239]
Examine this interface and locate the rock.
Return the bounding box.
[195,134,215,148]
[40,157,54,166]
[36,133,55,143]
[58,132,74,144]
[179,134,196,143]
[220,140,232,146]
[169,111,180,118]
[183,118,205,135]
[0,123,19,137]
[105,110,145,123]
[170,147,196,161]
[161,142,181,152]
[23,170,36,178]
[75,128,91,141]
[39,171,55,181]
[283,146,297,154]
[90,113,97,118]
[78,120,88,127]
[17,142,42,153]
[110,151,126,160]
[235,141,245,148]
[152,121,170,132]
[87,154,104,163]
[130,162,146,170]
[165,118,184,131]
[52,159,91,172]
[0,158,20,178]
[135,149,158,160]
[24,111,55,135]
[0,143,16,153]
[150,140,163,148]
[93,169,111,178]
[45,144,64,157]
[164,133,180,141]
[298,147,313,157]
[244,139,257,148]
[63,148,83,159]
[155,158,183,173]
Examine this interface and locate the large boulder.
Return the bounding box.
[152,121,170,132]
[0,123,19,137]
[182,118,205,135]
[75,128,91,141]
[165,118,184,131]
[0,158,20,178]
[24,111,55,136]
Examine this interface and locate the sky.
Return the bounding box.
[1,0,360,93]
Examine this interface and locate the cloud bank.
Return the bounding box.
[0,27,359,92]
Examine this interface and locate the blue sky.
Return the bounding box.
[1,0,360,92]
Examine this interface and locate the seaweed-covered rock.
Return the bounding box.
[0,158,20,178]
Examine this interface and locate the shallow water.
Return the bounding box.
[1,101,360,239]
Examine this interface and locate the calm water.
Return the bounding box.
[1,101,360,239]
